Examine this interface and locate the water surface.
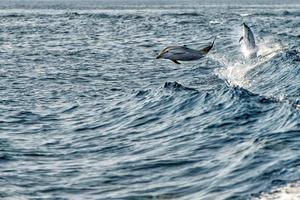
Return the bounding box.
[0,1,300,199]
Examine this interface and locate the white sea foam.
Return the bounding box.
[209,20,221,24]
[240,13,250,17]
[257,182,300,200]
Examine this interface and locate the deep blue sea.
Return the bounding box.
[0,0,300,199]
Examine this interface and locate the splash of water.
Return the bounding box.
[214,39,286,89]
[240,41,257,59]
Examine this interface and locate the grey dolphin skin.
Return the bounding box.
[156,37,216,64]
[239,22,257,58]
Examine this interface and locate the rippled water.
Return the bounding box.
[0,1,300,199]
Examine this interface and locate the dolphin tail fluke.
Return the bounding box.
[201,37,216,54]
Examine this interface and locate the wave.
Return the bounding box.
[0,11,147,20]
[209,34,300,110]
[163,81,198,92]
[0,13,26,18]
[240,10,300,17]
[162,12,203,17]
[281,10,300,16]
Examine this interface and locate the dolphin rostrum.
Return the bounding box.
[239,22,257,58]
[156,37,216,64]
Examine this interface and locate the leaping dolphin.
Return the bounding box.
[239,22,257,58]
[156,37,216,64]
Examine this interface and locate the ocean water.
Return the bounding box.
[0,0,300,199]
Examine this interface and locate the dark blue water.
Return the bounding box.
[0,1,300,199]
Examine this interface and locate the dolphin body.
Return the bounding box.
[156,37,216,64]
[239,23,257,58]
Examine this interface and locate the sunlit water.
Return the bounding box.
[0,1,300,199]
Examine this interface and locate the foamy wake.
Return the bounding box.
[257,182,300,200]
[213,38,286,89]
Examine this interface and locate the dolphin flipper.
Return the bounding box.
[239,36,243,43]
[172,60,181,64]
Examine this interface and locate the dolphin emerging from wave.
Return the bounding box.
[239,23,257,58]
[156,37,216,64]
